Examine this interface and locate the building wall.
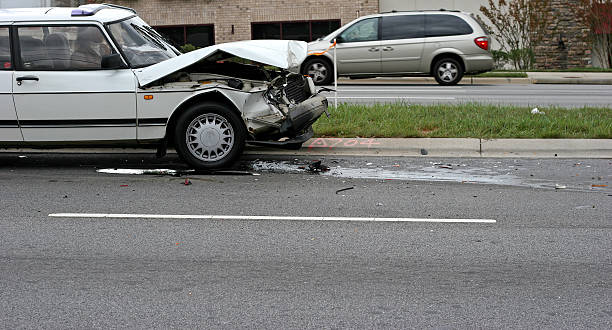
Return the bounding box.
[534,0,591,69]
[380,0,486,15]
[108,0,378,44]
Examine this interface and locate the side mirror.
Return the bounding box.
[101,53,127,69]
[334,36,344,44]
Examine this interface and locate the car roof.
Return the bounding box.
[358,9,471,20]
[0,5,134,24]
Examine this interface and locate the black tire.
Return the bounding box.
[302,57,333,85]
[174,102,246,170]
[433,58,464,86]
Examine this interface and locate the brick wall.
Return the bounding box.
[108,0,378,44]
[534,0,591,69]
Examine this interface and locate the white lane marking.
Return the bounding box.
[332,96,456,100]
[49,213,496,223]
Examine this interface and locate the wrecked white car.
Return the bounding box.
[0,4,328,169]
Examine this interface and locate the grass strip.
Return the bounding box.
[313,103,612,139]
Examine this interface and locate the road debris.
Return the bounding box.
[531,108,545,115]
[574,205,595,209]
[420,148,428,155]
[591,184,608,187]
[376,202,384,206]
[555,184,567,189]
[307,160,329,173]
[335,187,354,194]
[183,178,192,186]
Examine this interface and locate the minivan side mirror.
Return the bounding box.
[101,53,127,69]
[334,36,344,44]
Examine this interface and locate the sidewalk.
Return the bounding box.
[337,72,612,85]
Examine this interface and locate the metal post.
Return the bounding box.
[333,39,338,109]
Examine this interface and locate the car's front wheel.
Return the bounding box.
[174,102,246,169]
[303,57,333,85]
[433,58,463,86]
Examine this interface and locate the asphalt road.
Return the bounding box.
[322,84,612,108]
[1,153,611,328]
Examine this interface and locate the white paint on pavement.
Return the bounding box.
[49,213,496,223]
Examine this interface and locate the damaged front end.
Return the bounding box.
[249,72,328,149]
[136,40,328,150]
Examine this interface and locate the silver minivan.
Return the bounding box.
[303,10,494,85]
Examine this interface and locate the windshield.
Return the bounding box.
[108,17,178,68]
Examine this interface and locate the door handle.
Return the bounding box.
[368,47,380,52]
[382,46,394,51]
[16,76,39,86]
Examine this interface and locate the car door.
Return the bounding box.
[0,26,22,142]
[12,23,136,142]
[381,14,425,73]
[334,17,381,75]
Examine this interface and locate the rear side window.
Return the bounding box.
[425,14,473,38]
[0,27,11,70]
[381,15,424,40]
[16,25,115,71]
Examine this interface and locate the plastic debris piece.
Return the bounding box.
[184,178,192,186]
[376,202,384,206]
[393,164,400,167]
[18,155,27,158]
[554,184,567,189]
[307,160,329,173]
[438,165,453,169]
[592,184,607,187]
[574,205,595,209]
[336,187,354,194]
[366,163,373,166]
[420,148,428,155]
[120,184,129,187]
[531,108,545,115]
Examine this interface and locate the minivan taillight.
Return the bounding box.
[474,37,489,50]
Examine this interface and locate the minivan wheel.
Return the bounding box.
[433,58,463,86]
[174,102,246,170]
[303,58,333,85]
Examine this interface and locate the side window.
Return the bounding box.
[17,25,115,71]
[339,18,379,43]
[0,27,11,70]
[425,15,474,38]
[381,15,425,40]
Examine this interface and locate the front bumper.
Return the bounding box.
[280,95,328,136]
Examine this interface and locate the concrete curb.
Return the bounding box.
[2,139,611,158]
[249,138,612,158]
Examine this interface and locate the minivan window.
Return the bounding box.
[425,14,473,38]
[0,27,11,70]
[16,25,115,71]
[382,15,424,40]
[338,18,379,43]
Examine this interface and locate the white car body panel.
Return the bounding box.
[134,40,308,87]
[0,70,22,142]
[13,69,137,141]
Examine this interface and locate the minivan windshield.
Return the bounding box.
[108,17,178,68]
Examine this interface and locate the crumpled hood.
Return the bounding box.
[134,39,307,87]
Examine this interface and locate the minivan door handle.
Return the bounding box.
[16,76,39,85]
[382,46,394,51]
[368,47,380,52]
